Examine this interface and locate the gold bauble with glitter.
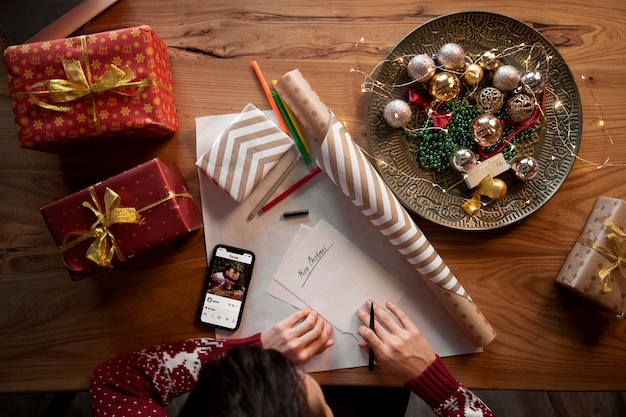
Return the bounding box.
[429,72,461,102]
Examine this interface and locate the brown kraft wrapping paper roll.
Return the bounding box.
[275,69,495,347]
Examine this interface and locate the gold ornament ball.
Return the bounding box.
[506,94,535,122]
[476,87,504,114]
[478,50,500,71]
[462,63,484,86]
[429,72,461,102]
[435,43,466,70]
[407,54,436,82]
[472,113,503,147]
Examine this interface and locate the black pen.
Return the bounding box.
[283,209,309,219]
[368,303,375,371]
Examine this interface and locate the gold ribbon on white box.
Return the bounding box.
[196,103,294,203]
[275,69,495,346]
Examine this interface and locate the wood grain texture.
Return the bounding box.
[1,0,625,393]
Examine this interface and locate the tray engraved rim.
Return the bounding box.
[366,11,582,230]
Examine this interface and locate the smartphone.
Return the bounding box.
[198,244,255,331]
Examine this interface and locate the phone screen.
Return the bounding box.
[199,244,255,331]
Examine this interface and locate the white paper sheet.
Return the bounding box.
[272,219,406,335]
[196,111,481,373]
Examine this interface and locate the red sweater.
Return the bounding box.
[90,334,494,417]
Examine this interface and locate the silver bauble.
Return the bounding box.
[476,87,505,114]
[383,99,412,128]
[407,54,436,82]
[512,82,534,96]
[512,156,539,181]
[451,149,478,172]
[522,71,545,94]
[492,65,521,92]
[435,43,466,70]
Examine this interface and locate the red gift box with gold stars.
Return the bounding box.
[3,25,177,151]
[41,158,203,280]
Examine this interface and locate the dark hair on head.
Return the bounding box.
[178,346,309,417]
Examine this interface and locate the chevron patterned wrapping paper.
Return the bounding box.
[196,103,294,202]
[275,69,495,347]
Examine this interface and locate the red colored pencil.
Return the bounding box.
[260,167,322,214]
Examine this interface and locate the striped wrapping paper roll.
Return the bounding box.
[275,69,495,346]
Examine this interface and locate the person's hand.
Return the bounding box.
[261,308,334,365]
[356,300,436,382]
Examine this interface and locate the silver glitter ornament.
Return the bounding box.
[407,54,436,82]
[451,149,478,172]
[522,71,545,94]
[472,114,503,147]
[475,87,504,114]
[383,99,412,128]
[435,43,466,70]
[492,65,521,92]
[506,94,535,122]
[512,156,539,181]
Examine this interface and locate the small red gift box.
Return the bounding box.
[4,25,177,152]
[556,196,626,318]
[41,158,203,280]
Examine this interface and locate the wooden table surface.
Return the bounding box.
[1,0,625,393]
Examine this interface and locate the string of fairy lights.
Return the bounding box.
[347,36,625,211]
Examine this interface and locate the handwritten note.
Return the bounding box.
[272,220,407,334]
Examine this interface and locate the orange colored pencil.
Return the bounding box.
[251,60,289,134]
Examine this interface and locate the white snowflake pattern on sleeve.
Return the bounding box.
[90,334,263,417]
[404,355,496,417]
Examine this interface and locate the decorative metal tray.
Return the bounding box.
[367,11,581,230]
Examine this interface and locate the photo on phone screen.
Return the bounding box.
[198,244,255,331]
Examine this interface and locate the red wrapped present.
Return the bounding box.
[556,196,626,318]
[4,25,177,151]
[41,158,203,280]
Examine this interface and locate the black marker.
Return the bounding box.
[368,303,375,372]
[282,209,309,219]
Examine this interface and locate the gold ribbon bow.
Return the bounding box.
[60,186,193,269]
[461,174,508,215]
[28,59,148,112]
[14,34,167,135]
[579,218,626,293]
[62,187,143,268]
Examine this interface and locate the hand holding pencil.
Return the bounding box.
[357,300,437,381]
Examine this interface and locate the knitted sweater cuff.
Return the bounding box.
[403,355,461,408]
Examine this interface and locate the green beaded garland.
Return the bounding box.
[406,100,535,172]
